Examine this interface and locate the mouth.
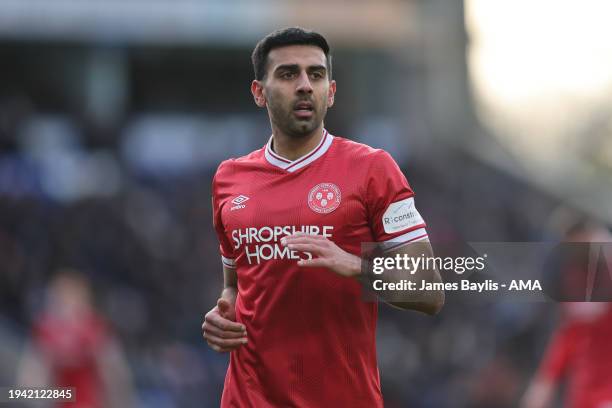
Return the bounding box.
[293,101,314,119]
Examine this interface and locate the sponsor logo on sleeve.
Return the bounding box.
[382,197,424,234]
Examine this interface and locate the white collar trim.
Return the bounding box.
[264,129,333,173]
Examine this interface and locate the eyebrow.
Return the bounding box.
[274,64,327,74]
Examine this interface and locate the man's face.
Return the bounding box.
[253,45,336,138]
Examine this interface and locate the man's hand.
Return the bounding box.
[202,297,247,353]
[281,232,361,278]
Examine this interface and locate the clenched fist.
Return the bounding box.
[202,297,247,353]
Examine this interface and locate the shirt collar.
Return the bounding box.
[264,129,333,172]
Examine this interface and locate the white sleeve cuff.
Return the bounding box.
[380,227,428,252]
[221,256,236,268]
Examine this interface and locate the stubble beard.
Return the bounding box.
[268,99,327,139]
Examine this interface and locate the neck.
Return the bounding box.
[271,124,325,161]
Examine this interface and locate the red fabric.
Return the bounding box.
[212,135,427,407]
[538,304,612,408]
[34,312,109,408]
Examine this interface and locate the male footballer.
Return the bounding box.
[202,27,444,407]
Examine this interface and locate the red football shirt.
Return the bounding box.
[538,303,612,408]
[212,130,428,407]
[34,312,109,408]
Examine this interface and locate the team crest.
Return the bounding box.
[308,183,341,214]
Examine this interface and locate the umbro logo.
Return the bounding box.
[230,195,249,211]
[232,195,249,205]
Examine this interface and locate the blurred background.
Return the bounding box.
[1,0,611,407]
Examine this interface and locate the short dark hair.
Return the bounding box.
[251,27,332,81]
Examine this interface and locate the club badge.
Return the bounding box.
[308,183,341,214]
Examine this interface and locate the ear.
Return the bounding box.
[251,80,267,107]
[327,80,336,108]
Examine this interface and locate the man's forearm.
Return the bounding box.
[222,265,238,304]
[220,286,237,303]
[334,243,444,314]
[384,268,444,315]
[281,233,444,314]
[370,241,445,315]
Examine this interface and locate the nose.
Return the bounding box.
[296,71,313,94]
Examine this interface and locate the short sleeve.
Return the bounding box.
[366,150,428,250]
[212,170,237,268]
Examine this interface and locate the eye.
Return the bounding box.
[310,71,324,80]
[280,72,296,79]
